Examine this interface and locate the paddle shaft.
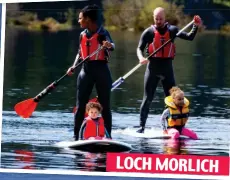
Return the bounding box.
[33,46,103,102]
[111,20,195,91]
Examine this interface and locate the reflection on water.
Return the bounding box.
[162,140,187,155]
[15,150,35,169]
[1,27,230,170]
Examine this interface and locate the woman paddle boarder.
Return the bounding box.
[67,4,115,141]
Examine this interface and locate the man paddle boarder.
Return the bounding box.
[136,7,202,133]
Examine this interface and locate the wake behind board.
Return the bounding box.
[54,139,132,153]
[119,128,189,140]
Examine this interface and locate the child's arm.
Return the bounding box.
[78,120,87,140]
[161,108,170,131]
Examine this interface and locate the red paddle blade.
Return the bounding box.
[72,97,98,114]
[14,98,37,118]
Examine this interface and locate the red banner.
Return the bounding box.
[106,153,229,176]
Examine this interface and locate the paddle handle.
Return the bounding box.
[111,63,142,91]
[176,20,195,36]
[34,46,103,102]
[111,20,195,90]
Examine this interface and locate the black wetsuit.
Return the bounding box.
[137,23,198,131]
[74,27,114,140]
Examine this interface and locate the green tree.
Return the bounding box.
[103,0,191,32]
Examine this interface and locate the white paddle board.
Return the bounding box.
[119,128,189,139]
[155,134,188,139]
[54,139,132,153]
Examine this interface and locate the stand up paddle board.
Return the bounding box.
[156,134,188,140]
[54,139,132,153]
[119,128,189,140]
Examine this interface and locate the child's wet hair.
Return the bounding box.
[86,102,103,113]
[169,86,184,98]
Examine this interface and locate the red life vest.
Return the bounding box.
[83,117,105,139]
[148,25,175,58]
[80,29,107,61]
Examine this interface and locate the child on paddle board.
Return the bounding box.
[79,102,111,140]
[161,86,198,139]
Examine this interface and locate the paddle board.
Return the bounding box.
[54,139,132,153]
[153,134,188,140]
[119,128,189,139]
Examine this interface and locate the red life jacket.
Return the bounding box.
[80,28,107,61]
[148,25,175,58]
[83,117,105,139]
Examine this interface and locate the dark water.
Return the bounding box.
[1,27,230,171]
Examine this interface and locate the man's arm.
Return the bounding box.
[137,27,153,60]
[171,24,198,41]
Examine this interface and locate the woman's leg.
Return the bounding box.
[74,69,94,140]
[95,64,113,137]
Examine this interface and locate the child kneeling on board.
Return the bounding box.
[161,86,198,140]
[79,102,111,140]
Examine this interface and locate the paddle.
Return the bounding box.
[73,20,195,114]
[14,46,104,119]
